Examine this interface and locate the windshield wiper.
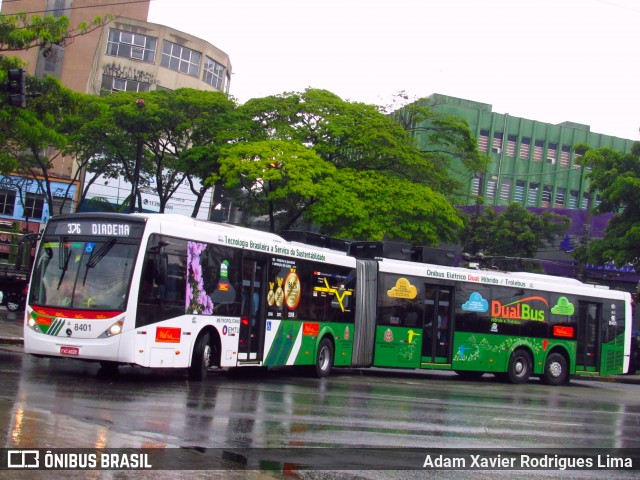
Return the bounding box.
[57,237,71,289]
[82,238,117,285]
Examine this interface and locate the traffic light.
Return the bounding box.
[7,68,27,108]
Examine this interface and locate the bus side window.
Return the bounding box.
[137,260,159,327]
[136,236,186,327]
[140,260,157,300]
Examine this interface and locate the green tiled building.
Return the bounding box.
[415,94,635,209]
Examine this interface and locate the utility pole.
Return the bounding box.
[129,99,145,213]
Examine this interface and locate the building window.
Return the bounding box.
[541,185,552,207]
[106,28,157,63]
[506,135,517,157]
[160,41,201,76]
[0,189,16,215]
[51,196,74,216]
[492,132,503,154]
[478,130,489,152]
[569,190,579,209]
[533,140,544,162]
[471,174,482,196]
[203,57,225,89]
[500,178,512,202]
[527,183,539,206]
[520,137,530,159]
[560,145,570,167]
[24,193,45,220]
[486,179,497,199]
[547,143,557,164]
[514,180,525,204]
[101,75,150,93]
[555,187,565,208]
[573,150,583,169]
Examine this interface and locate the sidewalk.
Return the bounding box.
[2,308,639,384]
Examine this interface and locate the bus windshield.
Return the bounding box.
[29,237,137,311]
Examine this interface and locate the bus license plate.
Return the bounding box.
[60,346,79,356]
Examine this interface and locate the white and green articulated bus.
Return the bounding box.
[24,213,633,384]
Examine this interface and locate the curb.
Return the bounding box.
[0,337,23,346]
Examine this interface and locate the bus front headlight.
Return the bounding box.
[27,316,39,331]
[99,320,123,338]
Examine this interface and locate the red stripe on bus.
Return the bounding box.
[30,305,123,320]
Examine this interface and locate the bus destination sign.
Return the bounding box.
[51,220,143,238]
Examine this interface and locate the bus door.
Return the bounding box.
[576,301,601,372]
[421,285,453,365]
[238,257,266,362]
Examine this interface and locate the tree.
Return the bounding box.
[0,74,78,215]
[386,91,490,201]
[307,169,463,243]
[217,140,335,232]
[72,89,238,216]
[0,11,109,56]
[215,88,466,243]
[171,89,239,217]
[56,93,131,213]
[462,203,570,271]
[572,142,640,268]
[239,89,441,181]
[0,10,111,215]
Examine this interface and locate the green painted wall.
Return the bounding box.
[413,93,635,208]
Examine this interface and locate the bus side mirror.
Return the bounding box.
[16,232,40,271]
[148,240,170,285]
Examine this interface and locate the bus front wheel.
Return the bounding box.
[541,352,569,385]
[189,332,211,381]
[507,349,532,384]
[314,338,334,378]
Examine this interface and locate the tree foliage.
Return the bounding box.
[307,169,463,243]
[0,10,112,214]
[216,140,335,232]
[0,12,479,246]
[0,11,109,55]
[0,74,78,214]
[387,92,490,200]
[572,142,640,267]
[462,203,570,270]
[64,89,237,216]
[214,88,466,243]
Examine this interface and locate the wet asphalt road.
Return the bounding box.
[1,308,640,479]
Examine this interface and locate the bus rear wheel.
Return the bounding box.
[507,349,532,384]
[189,332,211,381]
[541,352,569,385]
[314,338,334,378]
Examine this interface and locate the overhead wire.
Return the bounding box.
[0,0,157,17]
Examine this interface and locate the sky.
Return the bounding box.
[146,0,640,141]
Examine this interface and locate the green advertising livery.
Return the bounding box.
[24,213,632,385]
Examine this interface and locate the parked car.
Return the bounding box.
[0,284,27,312]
